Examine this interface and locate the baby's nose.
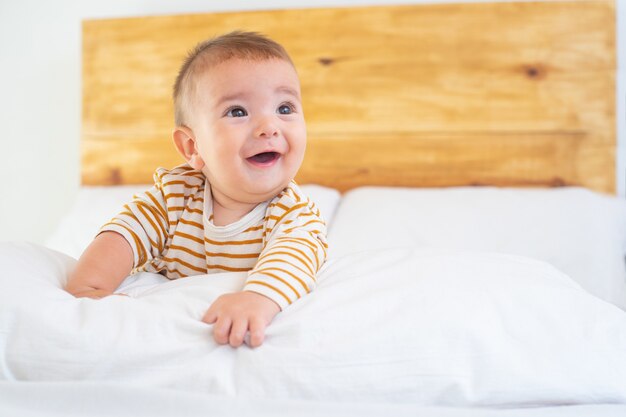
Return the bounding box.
[254,116,279,138]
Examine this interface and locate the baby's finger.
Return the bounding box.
[202,307,218,324]
[248,317,267,348]
[212,317,232,345]
[229,318,248,348]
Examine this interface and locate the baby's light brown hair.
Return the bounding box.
[173,31,294,126]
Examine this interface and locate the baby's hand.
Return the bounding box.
[68,288,113,299]
[202,291,280,348]
[69,288,129,299]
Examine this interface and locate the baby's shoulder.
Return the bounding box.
[267,181,321,218]
[153,164,205,192]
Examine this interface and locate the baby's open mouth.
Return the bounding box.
[247,152,280,164]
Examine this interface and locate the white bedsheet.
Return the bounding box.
[1,242,626,409]
[2,381,626,417]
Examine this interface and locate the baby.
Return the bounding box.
[65,31,328,348]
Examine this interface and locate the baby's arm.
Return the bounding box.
[203,190,328,348]
[66,170,174,299]
[65,231,134,298]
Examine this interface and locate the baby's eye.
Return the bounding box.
[225,107,247,118]
[277,103,295,115]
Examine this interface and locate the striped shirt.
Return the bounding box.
[100,164,328,310]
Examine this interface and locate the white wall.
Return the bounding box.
[0,0,624,244]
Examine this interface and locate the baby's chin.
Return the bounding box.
[208,168,294,204]
[242,180,292,203]
[238,170,296,201]
[229,174,290,202]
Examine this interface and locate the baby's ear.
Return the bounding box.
[172,126,205,170]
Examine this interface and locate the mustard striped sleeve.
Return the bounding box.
[244,186,328,310]
[98,170,170,269]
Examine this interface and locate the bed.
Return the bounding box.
[2,1,626,416]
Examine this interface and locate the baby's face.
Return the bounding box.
[188,58,306,204]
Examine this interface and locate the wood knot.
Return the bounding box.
[109,168,122,185]
[318,57,335,66]
[522,64,546,80]
[550,177,566,187]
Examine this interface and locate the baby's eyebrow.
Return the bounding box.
[215,92,250,107]
[214,86,301,108]
[276,86,300,100]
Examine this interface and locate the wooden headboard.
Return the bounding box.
[82,0,616,193]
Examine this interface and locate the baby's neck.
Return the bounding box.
[211,196,258,227]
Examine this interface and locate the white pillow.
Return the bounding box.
[328,186,626,310]
[45,184,340,259]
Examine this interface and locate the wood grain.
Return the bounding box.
[82,1,616,193]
